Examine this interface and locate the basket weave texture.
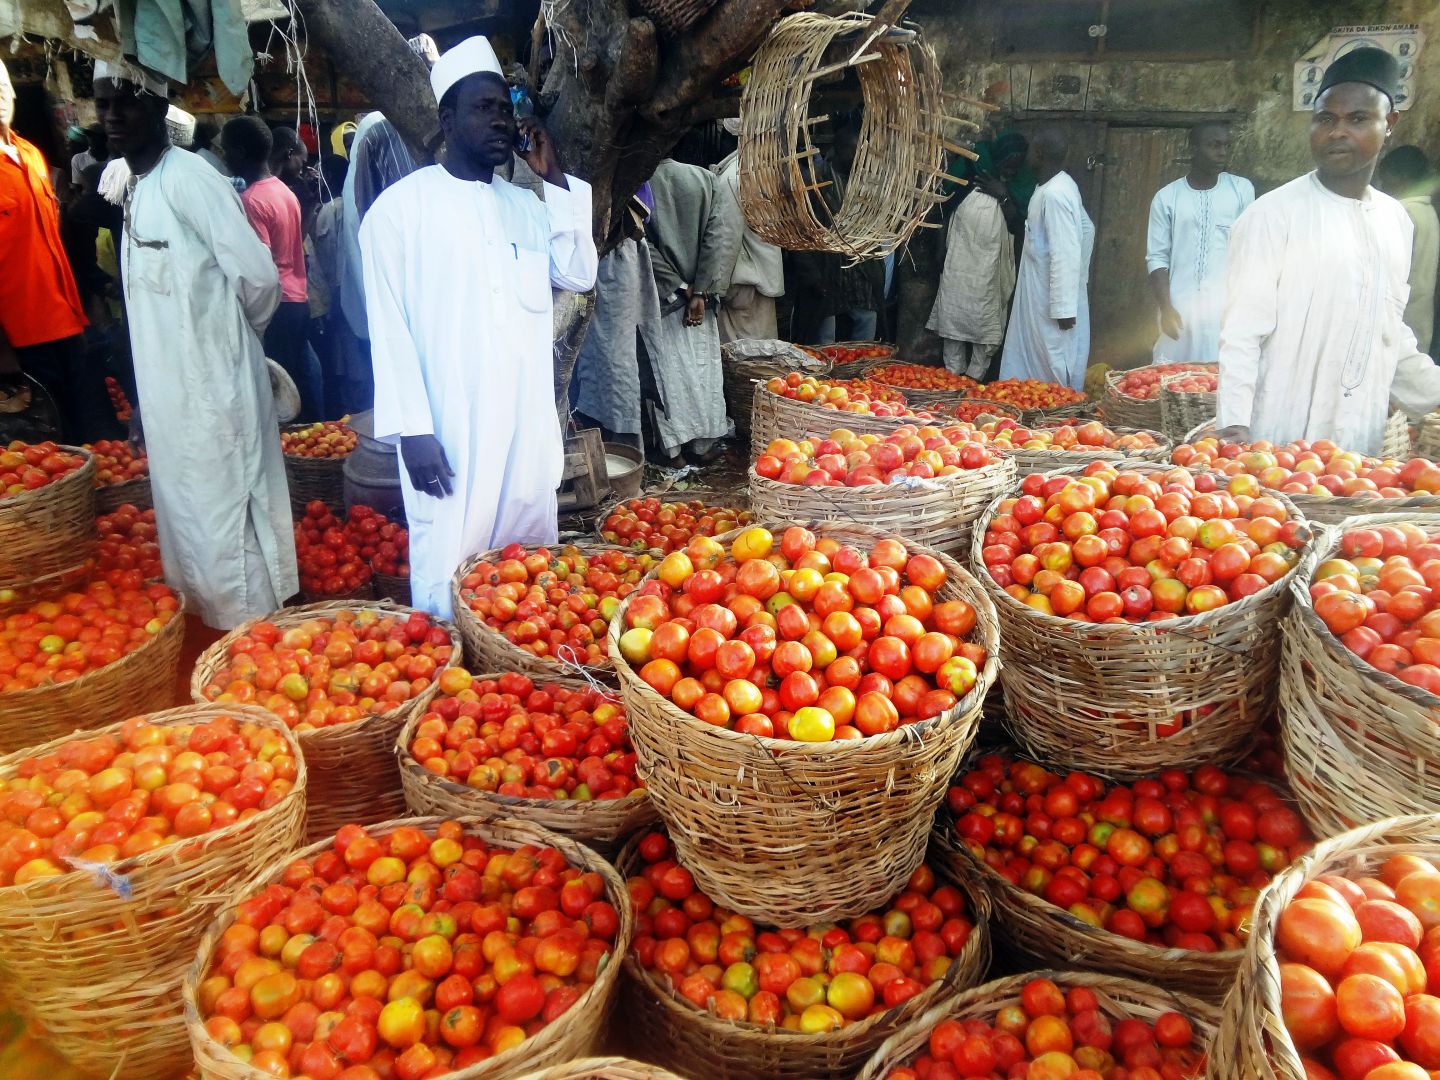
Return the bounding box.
[970,461,1312,777]
[858,970,1219,1080]
[281,423,348,516]
[515,1060,689,1080]
[183,811,633,1080]
[372,569,411,605]
[722,340,829,440]
[749,382,931,457]
[94,474,153,513]
[191,598,461,842]
[1158,372,1216,443]
[1099,369,1163,431]
[0,589,186,753]
[635,0,718,35]
[1209,815,1440,1080]
[1418,411,1440,458]
[397,671,658,851]
[609,523,999,925]
[738,12,945,261]
[0,445,96,591]
[1279,512,1440,835]
[0,702,306,1079]
[612,833,991,1080]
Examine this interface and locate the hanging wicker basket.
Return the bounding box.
[0,703,305,1079]
[94,474,153,514]
[738,12,947,261]
[191,598,461,842]
[722,339,830,441]
[609,523,998,925]
[1279,512,1440,836]
[0,445,96,594]
[1209,815,1440,1080]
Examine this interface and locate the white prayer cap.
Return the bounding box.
[431,36,504,105]
[94,58,167,97]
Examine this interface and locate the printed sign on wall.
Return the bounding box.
[1294,24,1423,111]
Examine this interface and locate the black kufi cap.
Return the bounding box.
[1317,45,1402,106]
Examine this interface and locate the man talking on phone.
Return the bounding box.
[360,36,597,619]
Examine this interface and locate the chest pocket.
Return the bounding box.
[512,248,552,314]
[127,244,172,295]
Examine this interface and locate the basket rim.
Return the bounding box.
[93,471,151,492]
[0,699,306,898]
[859,361,981,401]
[0,443,95,511]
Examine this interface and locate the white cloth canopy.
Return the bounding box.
[360,166,597,619]
[120,147,297,628]
[1146,173,1254,363]
[928,190,1016,349]
[1217,172,1440,455]
[999,171,1095,390]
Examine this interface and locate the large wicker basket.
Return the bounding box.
[281,423,349,516]
[817,341,896,380]
[0,703,305,1078]
[613,833,992,1080]
[859,970,1220,1080]
[0,589,186,753]
[191,598,461,842]
[748,456,1016,557]
[1279,512,1440,836]
[0,444,96,593]
[1209,815,1440,1080]
[1000,427,1171,476]
[722,339,829,441]
[749,382,933,457]
[516,1061,689,1080]
[182,812,634,1080]
[971,462,1312,777]
[635,0,718,35]
[609,523,999,925]
[1099,369,1164,431]
[397,671,658,851]
[94,474,153,513]
[1159,371,1216,442]
[372,568,410,605]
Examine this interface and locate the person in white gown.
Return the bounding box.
[94,61,297,629]
[1217,47,1440,455]
[360,37,598,620]
[999,130,1095,390]
[1146,124,1254,363]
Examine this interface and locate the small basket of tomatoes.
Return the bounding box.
[0,441,96,596]
[816,341,896,380]
[192,600,461,842]
[857,970,1217,1080]
[749,375,938,458]
[279,420,356,517]
[595,494,752,556]
[86,438,153,514]
[986,419,1171,476]
[1101,365,1214,431]
[862,362,980,410]
[1280,513,1440,836]
[0,703,305,1078]
[1158,369,1218,443]
[181,812,634,1080]
[1210,814,1440,1080]
[396,669,657,851]
[515,1060,688,1080]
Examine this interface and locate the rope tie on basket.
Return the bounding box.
[552,647,623,703]
[60,855,133,899]
[885,475,941,492]
[742,734,840,812]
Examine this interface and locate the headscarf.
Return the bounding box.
[1318,45,1403,108]
[93,58,167,97]
[330,121,357,158]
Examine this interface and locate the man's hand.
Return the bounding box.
[128,407,145,453]
[517,118,567,189]
[1057,317,1077,331]
[1160,305,1185,341]
[1216,425,1250,444]
[401,435,454,498]
[684,294,706,328]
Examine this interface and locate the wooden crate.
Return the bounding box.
[557,428,611,512]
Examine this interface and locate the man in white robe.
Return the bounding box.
[1218,48,1440,456]
[1000,130,1096,390]
[1146,124,1254,363]
[360,37,597,620]
[95,62,297,629]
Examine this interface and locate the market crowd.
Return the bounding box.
[1,40,1438,633]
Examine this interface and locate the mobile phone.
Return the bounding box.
[514,129,531,154]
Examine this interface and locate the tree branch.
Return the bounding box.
[642,0,791,120]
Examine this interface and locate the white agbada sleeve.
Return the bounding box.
[172,168,282,335]
[1145,187,1173,276]
[541,177,599,293]
[1216,203,1286,431]
[361,205,436,441]
[1047,190,1084,321]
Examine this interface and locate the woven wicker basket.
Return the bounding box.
[452,544,634,681]
[970,462,1312,777]
[94,474,153,514]
[738,12,945,261]
[1100,369,1164,431]
[820,342,897,381]
[281,424,349,516]
[1209,815,1440,1080]
[372,569,410,605]
[183,811,633,1080]
[0,590,186,753]
[1418,411,1440,458]
[0,445,96,593]
[516,1061,689,1080]
[858,970,1219,1080]
[1001,427,1171,476]
[723,340,830,441]
[1159,372,1216,443]
[0,703,305,1079]
[612,832,992,1080]
[636,0,718,35]
[191,599,461,842]
[592,492,750,553]
[1279,513,1440,836]
[609,523,999,925]
[749,382,931,457]
[748,457,1015,557]
[397,671,658,851]
[1020,399,1095,426]
[300,579,376,605]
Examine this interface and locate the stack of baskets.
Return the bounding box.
[721,339,829,441]
[1419,410,1440,458]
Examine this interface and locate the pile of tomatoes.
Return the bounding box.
[867,364,979,394]
[194,820,622,1079]
[981,419,1162,456]
[630,832,974,1032]
[1272,855,1440,1079]
[1309,522,1440,695]
[598,497,750,555]
[980,462,1310,621]
[1172,438,1440,500]
[882,975,1205,1079]
[1113,364,1217,401]
[763,373,933,421]
[198,608,454,731]
[617,526,987,743]
[0,441,86,498]
[345,504,409,579]
[755,425,998,488]
[96,504,163,586]
[950,754,1312,953]
[457,545,655,667]
[405,670,642,801]
[813,343,893,365]
[105,377,133,422]
[84,439,148,487]
[0,581,179,693]
[0,713,297,886]
[953,400,1018,425]
[281,421,358,459]
[295,502,374,598]
[974,379,1087,411]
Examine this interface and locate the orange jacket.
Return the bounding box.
[0,134,86,348]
